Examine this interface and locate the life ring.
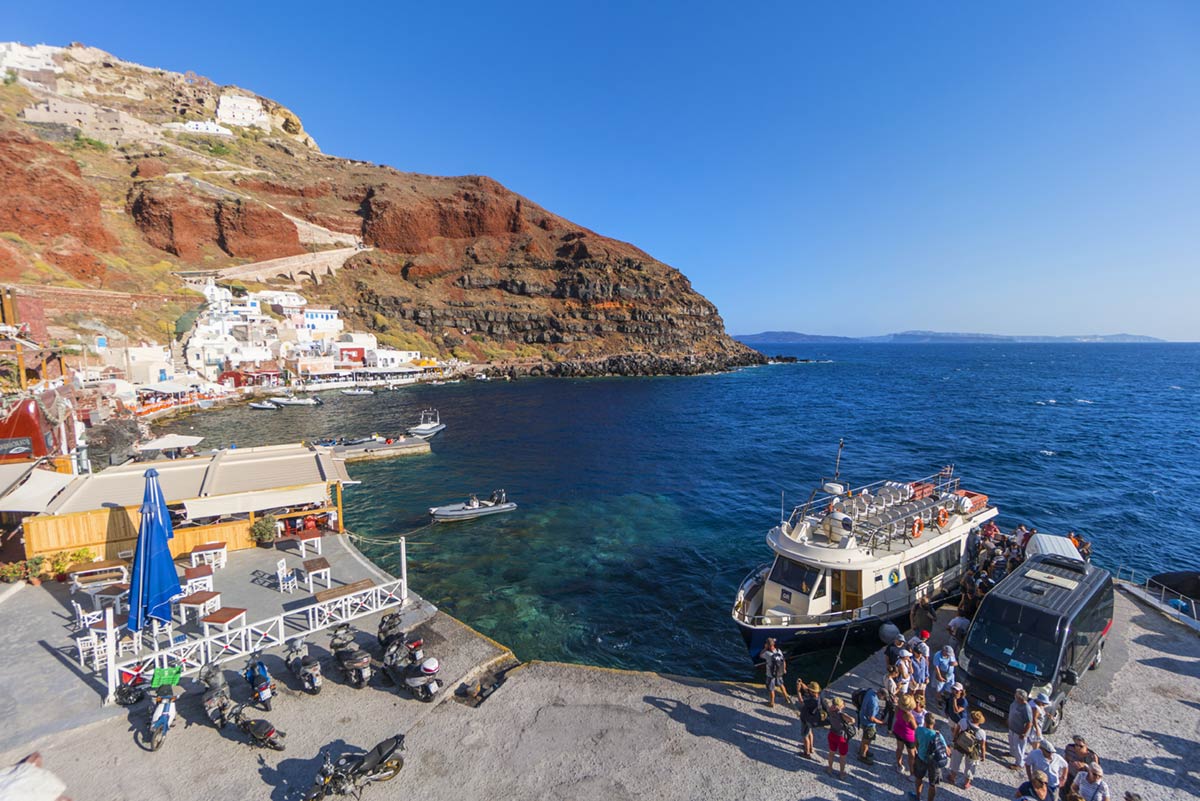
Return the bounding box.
[888,569,901,586]
[937,508,949,527]
[911,518,924,538]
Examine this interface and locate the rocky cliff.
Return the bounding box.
[0,42,761,371]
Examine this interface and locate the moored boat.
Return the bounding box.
[340,387,375,396]
[731,460,997,657]
[407,409,445,438]
[272,395,324,406]
[248,400,279,410]
[430,489,516,522]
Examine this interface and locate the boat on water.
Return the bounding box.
[731,459,997,657]
[341,387,375,396]
[248,401,279,410]
[430,489,516,522]
[272,395,324,407]
[474,373,490,382]
[407,409,446,438]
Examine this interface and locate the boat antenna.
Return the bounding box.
[833,439,844,482]
[780,490,785,525]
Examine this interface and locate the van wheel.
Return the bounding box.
[1044,701,1064,734]
[1089,642,1104,670]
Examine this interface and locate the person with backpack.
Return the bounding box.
[913,712,949,801]
[759,638,792,708]
[825,697,856,778]
[796,680,823,760]
[854,686,885,765]
[947,709,987,789]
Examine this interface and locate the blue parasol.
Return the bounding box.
[127,468,183,633]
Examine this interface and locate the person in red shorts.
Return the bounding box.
[826,697,854,777]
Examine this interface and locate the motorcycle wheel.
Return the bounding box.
[269,738,286,752]
[373,757,404,782]
[263,697,272,712]
[150,728,165,752]
[308,683,322,695]
[302,788,327,801]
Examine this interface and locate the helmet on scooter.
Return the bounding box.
[419,657,440,676]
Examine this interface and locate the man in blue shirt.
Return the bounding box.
[932,645,957,710]
[856,687,885,765]
[913,712,948,801]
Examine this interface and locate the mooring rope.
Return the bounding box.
[346,521,436,546]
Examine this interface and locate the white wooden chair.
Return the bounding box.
[71,600,103,629]
[75,631,97,666]
[276,559,297,594]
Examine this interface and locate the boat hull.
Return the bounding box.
[408,424,446,438]
[429,502,517,522]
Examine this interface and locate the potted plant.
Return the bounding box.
[0,562,22,583]
[49,550,72,582]
[250,515,278,547]
[25,556,45,586]
[69,547,94,564]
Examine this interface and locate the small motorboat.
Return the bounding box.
[248,400,279,411]
[341,387,375,396]
[474,373,490,382]
[430,490,516,522]
[272,395,324,406]
[407,409,446,438]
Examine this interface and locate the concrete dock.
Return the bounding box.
[335,436,431,462]
[2,578,1196,800]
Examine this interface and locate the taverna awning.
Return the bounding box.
[0,468,77,513]
[182,483,330,519]
[134,434,205,452]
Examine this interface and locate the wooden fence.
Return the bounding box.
[23,510,252,561]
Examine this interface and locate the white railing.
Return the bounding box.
[104,575,408,704]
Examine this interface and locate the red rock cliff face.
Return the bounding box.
[0,131,117,252]
[127,182,303,262]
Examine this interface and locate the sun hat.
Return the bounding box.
[953,682,964,691]
[1034,692,1051,704]
[1039,740,1055,753]
[899,649,912,658]
[808,681,820,693]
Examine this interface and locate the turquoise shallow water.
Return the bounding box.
[161,343,1200,681]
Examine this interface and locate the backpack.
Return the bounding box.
[932,733,951,769]
[954,726,982,759]
[851,688,867,712]
[840,713,858,742]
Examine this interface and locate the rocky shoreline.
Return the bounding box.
[483,348,767,379]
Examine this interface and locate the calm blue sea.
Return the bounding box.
[161,343,1200,680]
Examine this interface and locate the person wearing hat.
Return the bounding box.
[896,649,914,694]
[759,638,792,708]
[796,680,823,760]
[886,633,907,668]
[932,645,957,706]
[1007,689,1035,770]
[1071,762,1110,801]
[1025,740,1068,797]
[947,682,968,735]
[1028,693,1051,748]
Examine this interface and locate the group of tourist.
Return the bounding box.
[755,522,1120,801]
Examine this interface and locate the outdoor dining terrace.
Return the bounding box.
[0,530,432,753]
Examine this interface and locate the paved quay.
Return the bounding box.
[2,580,1196,800]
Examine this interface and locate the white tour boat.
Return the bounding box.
[731,460,997,657]
[271,395,324,407]
[407,409,446,439]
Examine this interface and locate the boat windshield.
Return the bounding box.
[966,603,1062,680]
[769,557,822,596]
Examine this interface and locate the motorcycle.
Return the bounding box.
[381,634,425,684]
[287,636,323,695]
[329,624,373,689]
[199,663,234,728]
[303,733,405,800]
[147,685,177,752]
[229,704,286,751]
[243,653,277,711]
[399,657,442,702]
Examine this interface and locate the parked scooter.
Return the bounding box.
[147,685,177,751]
[228,704,286,751]
[381,634,425,685]
[287,635,323,695]
[302,733,405,800]
[399,657,443,702]
[329,625,373,689]
[243,652,277,711]
[199,663,234,728]
[376,612,407,649]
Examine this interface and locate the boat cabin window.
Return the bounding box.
[905,542,962,588]
[769,557,822,596]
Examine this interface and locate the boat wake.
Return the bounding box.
[1038,450,1057,457]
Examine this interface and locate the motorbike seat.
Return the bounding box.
[300,655,318,668]
[354,736,400,774]
[248,719,275,739]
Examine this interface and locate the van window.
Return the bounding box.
[769,557,821,595]
[1068,582,1114,670]
[966,600,1061,680]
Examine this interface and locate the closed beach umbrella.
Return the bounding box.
[127,468,182,633]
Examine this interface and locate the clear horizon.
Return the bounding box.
[7,2,1200,341]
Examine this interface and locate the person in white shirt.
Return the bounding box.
[1072,763,1110,801]
[1025,740,1068,797]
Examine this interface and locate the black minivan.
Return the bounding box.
[959,553,1114,733]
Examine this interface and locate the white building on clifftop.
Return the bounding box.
[216,94,270,131]
[0,43,64,75]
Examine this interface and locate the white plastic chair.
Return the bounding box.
[276,559,297,594]
[72,600,102,629]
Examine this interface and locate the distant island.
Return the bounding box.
[736,330,1166,344]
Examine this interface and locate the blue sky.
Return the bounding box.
[8,2,1200,339]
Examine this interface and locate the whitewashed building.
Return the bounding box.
[303,308,344,337]
[163,120,232,136]
[366,348,422,368]
[0,43,63,75]
[216,94,271,131]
